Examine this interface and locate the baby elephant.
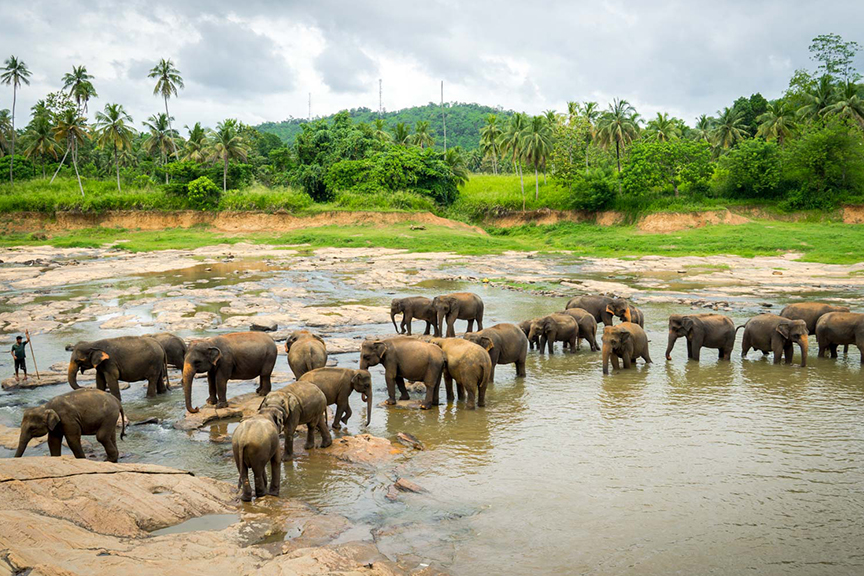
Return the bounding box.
[529,313,579,354]
[431,337,493,409]
[559,308,599,351]
[232,408,283,501]
[15,388,125,462]
[739,314,809,367]
[286,330,327,379]
[299,367,373,428]
[606,298,645,327]
[259,381,332,458]
[602,323,652,374]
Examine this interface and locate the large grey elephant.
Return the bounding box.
[285,330,327,379]
[528,313,579,354]
[739,314,808,366]
[602,323,652,374]
[150,332,187,370]
[566,295,615,326]
[181,332,278,413]
[390,296,436,336]
[431,337,492,409]
[432,292,485,337]
[781,301,851,354]
[666,313,736,361]
[15,388,125,462]
[259,381,332,458]
[606,298,645,327]
[815,311,864,362]
[299,367,373,428]
[359,336,445,409]
[464,323,528,381]
[560,308,599,351]
[232,409,283,501]
[67,336,167,401]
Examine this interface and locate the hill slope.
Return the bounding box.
[257,102,513,150]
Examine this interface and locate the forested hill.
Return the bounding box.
[256,102,513,150]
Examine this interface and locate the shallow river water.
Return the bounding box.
[1,250,862,575]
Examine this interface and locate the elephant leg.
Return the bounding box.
[610,354,620,371]
[477,317,483,331]
[830,344,839,359]
[844,344,850,355]
[331,403,343,430]
[207,373,218,405]
[477,381,487,407]
[515,356,526,378]
[106,378,122,402]
[423,321,432,336]
[421,371,441,410]
[65,433,86,459]
[771,338,785,364]
[547,335,555,355]
[305,422,316,450]
[576,337,582,351]
[621,351,632,369]
[267,451,281,497]
[589,333,599,352]
[96,426,119,463]
[466,383,476,410]
[444,369,455,402]
[318,413,332,448]
[283,425,296,458]
[239,461,253,501]
[686,339,694,360]
[216,376,229,408]
[252,464,267,497]
[404,312,413,335]
[467,319,475,333]
[47,433,62,457]
[692,346,701,361]
[146,375,159,398]
[342,404,352,424]
[446,315,457,337]
[456,380,466,401]
[395,376,409,401]
[257,372,272,396]
[741,334,751,358]
[569,336,577,352]
[96,371,106,393]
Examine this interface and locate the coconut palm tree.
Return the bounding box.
[522,115,553,201]
[182,122,209,163]
[567,101,580,124]
[756,101,797,145]
[148,59,184,158]
[52,109,89,195]
[1,55,32,184]
[596,98,640,176]
[498,112,529,209]
[392,122,411,146]
[797,75,836,121]
[543,109,560,125]
[444,147,469,187]
[372,118,391,143]
[479,114,502,174]
[0,109,11,155]
[711,107,747,149]
[692,114,712,142]
[645,112,681,142]
[61,65,97,113]
[142,113,176,184]
[94,103,136,191]
[211,118,249,193]
[411,120,434,149]
[579,101,600,168]
[824,82,864,128]
[23,115,59,178]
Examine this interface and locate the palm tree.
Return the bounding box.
[52,109,89,195]
[756,101,797,145]
[392,122,411,145]
[148,59,184,158]
[94,103,136,191]
[411,120,434,148]
[0,109,11,155]
[498,112,529,209]
[444,147,469,187]
[797,75,835,121]
[580,101,600,168]
[142,113,176,184]
[479,114,502,174]
[567,101,580,124]
[1,56,32,184]
[183,122,209,162]
[61,65,97,113]
[211,119,249,193]
[372,118,391,143]
[645,112,681,142]
[711,107,747,149]
[824,82,864,129]
[543,109,559,125]
[522,115,553,201]
[596,98,640,176]
[23,115,59,178]
[692,114,712,142]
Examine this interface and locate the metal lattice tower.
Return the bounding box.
[378,79,383,117]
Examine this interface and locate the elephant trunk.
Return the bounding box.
[799,335,809,367]
[182,363,198,414]
[602,343,611,375]
[391,309,400,333]
[14,433,29,457]
[363,390,372,426]
[665,331,678,361]
[358,358,368,371]
[437,309,446,337]
[67,360,80,389]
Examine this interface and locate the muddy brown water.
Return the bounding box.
[1,253,863,575]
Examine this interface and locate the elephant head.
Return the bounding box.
[666,315,696,360]
[432,296,456,336]
[606,298,632,323]
[527,319,544,344]
[351,370,374,426]
[285,330,323,353]
[778,319,809,366]
[463,333,495,352]
[359,340,387,371]
[601,326,631,374]
[14,405,60,457]
[181,340,223,413]
[67,343,110,390]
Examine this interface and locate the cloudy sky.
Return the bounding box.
[1,0,862,131]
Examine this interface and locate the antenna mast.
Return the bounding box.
[308,93,311,121]
[441,81,447,152]
[378,79,383,117]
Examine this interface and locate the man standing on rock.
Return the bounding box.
[11,331,30,382]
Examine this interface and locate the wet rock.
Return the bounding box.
[132,417,160,426]
[0,425,93,451]
[396,432,425,451]
[173,392,263,431]
[379,399,427,410]
[251,319,278,332]
[1,371,96,390]
[326,434,403,465]
[393,478,426,494]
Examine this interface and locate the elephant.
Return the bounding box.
[432,292,485,337]
[149,332,187,370]
[528,313,579,354]
[602,323,652,374]
[390,296,436,336]
[299,367,373,428]
[258,381,332,458]
[67,336,167,401]
[359,336,445,409]
[815,311,864,362]
[430,337,492,409]
[285,330,327,379]
[232,410,283,501]
[566,295,615,326]
[606,298,645,327]
[739,314,809,367]
[181,331,278,413]
[560,308,599,351]
[781,302,851,353]
[15,388,125,462]
[463,322,528,381]
[665,314,736,361]
[519,319,540,350]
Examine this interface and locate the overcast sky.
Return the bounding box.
[2,0,862,132]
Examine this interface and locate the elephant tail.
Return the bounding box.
[735,324,747,333]
[119,404,127,440]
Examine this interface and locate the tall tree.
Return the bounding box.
[61,65,97,113]
[1,55,32,184]
[444,146,470,187]
[23,115,59,178]
[692,114,713,142]
[183,122,209,162]
[499,112,529,209]
[824,82,864,128]
[371,118,391,143]
[142,113,176,184]
[94,103,136,191]
[756,101,797,145]
[392,122,411,145]
[0,109,11,154]
[711,107,747,149]
[809,33,861,82]
[645,112,681,142]
[148,58,184,158]
[411,120,434,148]
[521,115,553,201]
[596,98,640,176]
[211,118,249,193]
[797,75,836,121]
[479,114,502,174]
[580,101,600,167]
[52,109,89,195]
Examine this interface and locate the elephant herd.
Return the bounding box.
[11,289,864,502]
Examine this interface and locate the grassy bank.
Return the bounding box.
[1,220,862,264]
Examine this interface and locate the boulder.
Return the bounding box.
[251,319,278,332]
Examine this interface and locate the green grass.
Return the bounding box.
[450,174,570,217]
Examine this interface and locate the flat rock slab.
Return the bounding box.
[173,392,263,431]
[0,371,133,391]
[0,424,94,451]
[325,434,404,466]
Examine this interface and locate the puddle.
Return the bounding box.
[150,513,241,536]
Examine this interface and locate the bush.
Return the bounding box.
[716,139,782,199]
[186,177,221,209]
[0,155,37,181]
[569,168,617,211]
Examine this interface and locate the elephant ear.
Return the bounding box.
[776,323,792,339]
[89,350,110,367]
[311,334,325,345]
[669,315,683,330]
[477,336,495,352]
[373,341,387,358]
[681,316,696,335]
[45,409,60,431]
[207,346,223,367]
[618,330,631,343]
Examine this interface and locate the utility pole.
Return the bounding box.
[441,81,447,153]
[378,79,383,118]
[308,93,311,121]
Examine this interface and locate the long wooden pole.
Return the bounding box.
[27,331,40,381]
